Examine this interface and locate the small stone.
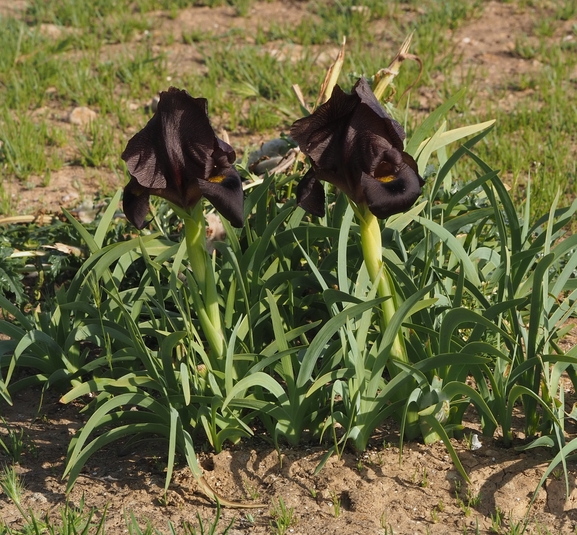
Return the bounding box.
[151,96,160,113]
[471,434,482,450]
[247,138,291,167]
[61,192,79,203]
[253,156,283,175]
[68,106,97,126]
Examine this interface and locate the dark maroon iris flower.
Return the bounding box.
[290,77,424,218]
[121,87,243,229]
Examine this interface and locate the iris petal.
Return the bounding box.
[296,168,326,217]
[290,85,357,171]
[361,166,424,219]
[123,179,152,230]
[199,168,244,228]
[121,113,167,190]
[351,78,407,152]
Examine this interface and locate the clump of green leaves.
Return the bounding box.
[2,85,576,508]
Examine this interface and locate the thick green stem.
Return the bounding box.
[182,203,223,358]
[356,204,407,366]
[183,203,207,287]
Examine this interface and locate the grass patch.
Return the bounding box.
[2,0,575,221]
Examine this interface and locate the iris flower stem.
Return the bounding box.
[356,204,407,367]
[182,203,224,358]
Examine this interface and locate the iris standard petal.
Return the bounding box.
[351,78,407,152]
[121,112,167,190]
[290,84,357,171]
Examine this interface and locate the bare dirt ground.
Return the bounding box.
[2,384,577,535]
[2,1,577,534]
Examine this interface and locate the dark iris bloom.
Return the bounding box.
[121,87,243,229]
[290,77,424,218]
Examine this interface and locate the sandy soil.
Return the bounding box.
[2,386,577,535]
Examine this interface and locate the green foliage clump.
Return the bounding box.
[1,84,576,511]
